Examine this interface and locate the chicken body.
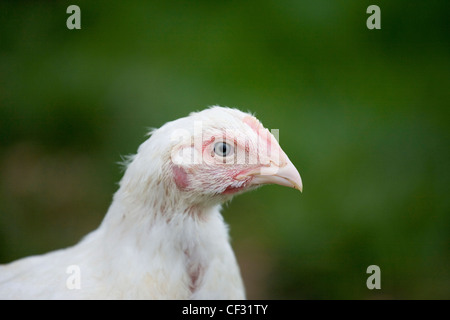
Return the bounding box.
[0,206,242,299]
[0,106,301,299]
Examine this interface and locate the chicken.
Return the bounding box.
[0,106,302,299]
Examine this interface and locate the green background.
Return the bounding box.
[0,0,449,299]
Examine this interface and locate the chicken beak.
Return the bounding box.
[248,157,303,192]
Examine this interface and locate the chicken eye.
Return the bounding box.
[213,142,233,157]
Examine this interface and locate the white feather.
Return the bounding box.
[0,106,254,299]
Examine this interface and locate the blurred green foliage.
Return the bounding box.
[0,0,449,299]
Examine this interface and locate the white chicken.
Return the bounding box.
[0,106,302,299]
